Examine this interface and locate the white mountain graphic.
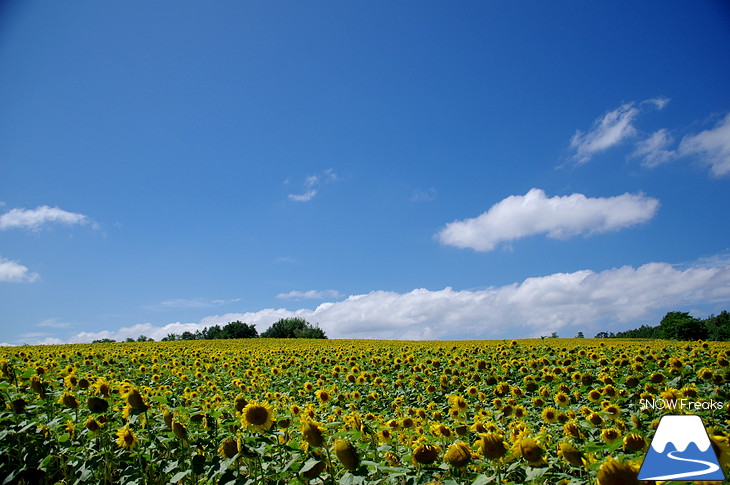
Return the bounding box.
[649,415,711,453]
[638,414,725,481]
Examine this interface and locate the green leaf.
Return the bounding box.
[169,469,191,483]
[471,474,493,485]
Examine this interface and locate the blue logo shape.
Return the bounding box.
[638,415,725,481]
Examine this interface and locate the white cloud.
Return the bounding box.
[0,258,39,283]
[0,205,89,231]
[644,96,671,110]
[288,190,317,202]
[570,102,640,163]
[61,257,730,342]
[68,322,204,344]
[36,318,72,328]
[435,188,659,252]
[679,112,730,176]
[287,169,338,202]
[277,289,342,300]
[569,98,670,164]
[411,188,437,202]
[633,129,676,167]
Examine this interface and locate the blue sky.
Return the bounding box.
[1,1,729,344]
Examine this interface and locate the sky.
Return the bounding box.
[1,1,730,345]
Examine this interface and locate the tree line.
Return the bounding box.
[594,310,729,341]
[92,317,326,343]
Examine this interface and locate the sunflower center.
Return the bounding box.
[245,405,270,426]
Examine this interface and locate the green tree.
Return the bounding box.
[704,311,730,341]
[260,317,327,339]
[221,321,258,339]
[658,311,707,340]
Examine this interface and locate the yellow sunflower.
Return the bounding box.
[241,401,274,432]
[115,425,138,451]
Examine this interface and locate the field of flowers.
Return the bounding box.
[1,338,729,484]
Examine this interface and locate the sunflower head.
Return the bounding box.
[172,419,187,441]
[514,436,544,466]
[557,442,584,467]
[115,426,138,451]
[444,441,471,468]
[478,433,507,460]
[87,397,109,414]
[596,457,639,485]
[85,417,101,433]
[301,420,325,448]
[241,401,274,432]
[622,433,646,452]
[412,444,440,465]
[234,394,248,412]
[333,439,359,471]
[59,392,78,410]
[125,388,148,412]
[218,437,239,459]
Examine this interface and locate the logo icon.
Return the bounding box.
[638,414,725,481]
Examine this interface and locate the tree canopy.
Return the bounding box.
[260,317,327,339]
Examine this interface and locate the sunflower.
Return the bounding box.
[333,439,359,471]
[124,387,148,412]
[554,392,570,407]
[241,401,274,432]
[709,434,730,475]
[596,457,639,485]
[557,442,584,467]
[541,407,558,424]
[315,389,330,403]
[218,437,239,459]
[301,420,325,448]
[622,433,645,452]
[513,436,545,466]
[444,441,471,468]
[234,394,248,412]
[172,419,187,441]
[477,433,507,460]
[115,425,138,451]
[412,444,440,465]
[87,396,109,414]
[84,417,101,432]
[58,392,78,410]
[601,427,621,444]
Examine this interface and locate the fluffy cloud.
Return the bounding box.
[435,188,659,252]
[0,205,89,231]
[569,98,670,164]
[679,112,730,176]
[287,169,338,202]
[570,102,640,163]
[277,289,342,300]
[58,258,730,343]
[632,129,675,167]
[0,258,39,283]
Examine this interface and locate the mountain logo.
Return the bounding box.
[638,414,725,481]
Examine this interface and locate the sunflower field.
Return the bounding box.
[1,338,729,484]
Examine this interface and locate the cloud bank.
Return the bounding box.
[277,289,342,300]
[435,188,659,252]
[60,258,730,344]
[0,258,39,283]
[570,100,730,177]
[0,205,89,231]
[679,112,730,176]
